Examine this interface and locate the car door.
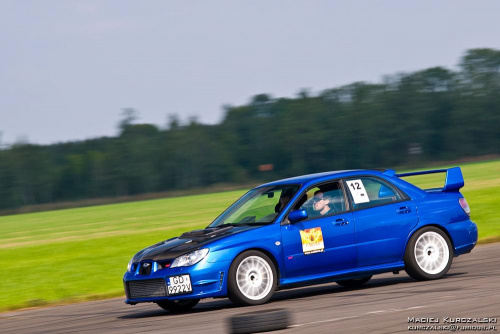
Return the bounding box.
[344,176,419,267]
[280,181,357,278]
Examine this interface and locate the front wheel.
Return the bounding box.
[228,250,277,306]
[156,299,200,312]
[405,227,453,280]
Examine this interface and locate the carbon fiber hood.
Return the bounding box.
[132,225,256,262]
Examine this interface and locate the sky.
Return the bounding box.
[1,0,499,145]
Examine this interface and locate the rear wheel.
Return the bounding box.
[228,250,277,306]
[405,226,453,280]
[335,275,372,288]
[156,299,200,312]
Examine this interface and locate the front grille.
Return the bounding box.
[127,279,167,299]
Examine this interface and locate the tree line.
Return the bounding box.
[0,48,498,210]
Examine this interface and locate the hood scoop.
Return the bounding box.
[179,226,233,239]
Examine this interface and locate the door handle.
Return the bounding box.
[396,206,411,214]
[334,218,349,226]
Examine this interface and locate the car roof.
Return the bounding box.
[257,169,384,188]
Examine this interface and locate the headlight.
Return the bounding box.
[127,258,134,272]
[171,249,209,268]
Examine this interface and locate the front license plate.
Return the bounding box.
[167,275,193,296]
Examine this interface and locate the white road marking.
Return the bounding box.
[289,315,360,327]
[366,305,425,314]
[290,305,426,328]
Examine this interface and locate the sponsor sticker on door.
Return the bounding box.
[300,227,325,255]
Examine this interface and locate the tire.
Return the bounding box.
[228,250,277,306]
[404,226,453,280]
[336,275,372,288]
[156,298,200,312]
[227,308,291,334]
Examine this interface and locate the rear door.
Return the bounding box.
[344,176,419,267]
[280,181,357,278]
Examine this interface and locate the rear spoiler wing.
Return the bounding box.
[384,167,464,192]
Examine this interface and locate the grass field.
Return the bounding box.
[0,160,498,311]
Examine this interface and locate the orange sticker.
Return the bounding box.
[299,227,325,255]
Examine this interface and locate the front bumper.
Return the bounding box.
[123,258,231,304]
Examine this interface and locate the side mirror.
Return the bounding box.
[288,209,308,224]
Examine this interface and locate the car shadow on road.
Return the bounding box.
[118,272,467,319]
[118,299,234,319]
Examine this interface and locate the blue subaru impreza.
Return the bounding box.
[123,167,477,312]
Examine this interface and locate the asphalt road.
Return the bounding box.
[2,243,499,334]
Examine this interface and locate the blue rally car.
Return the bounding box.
[123,167,477,312]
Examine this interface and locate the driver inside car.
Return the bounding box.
[311,190,334,216]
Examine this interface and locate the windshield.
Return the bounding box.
[208,185,300,227]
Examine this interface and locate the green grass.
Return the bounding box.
[0,160,498,311]
[0,190,246,311]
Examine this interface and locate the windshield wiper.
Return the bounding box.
[211,222,270,228]
[215,223,239,228]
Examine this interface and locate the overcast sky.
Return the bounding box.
[1,1,499,145]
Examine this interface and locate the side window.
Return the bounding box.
[345,177,402,210]
[298,181,348,219]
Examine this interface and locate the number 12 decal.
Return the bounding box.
[346,179,370,204]
[349,182,362,191]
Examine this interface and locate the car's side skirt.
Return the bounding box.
[279,261,405,289]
